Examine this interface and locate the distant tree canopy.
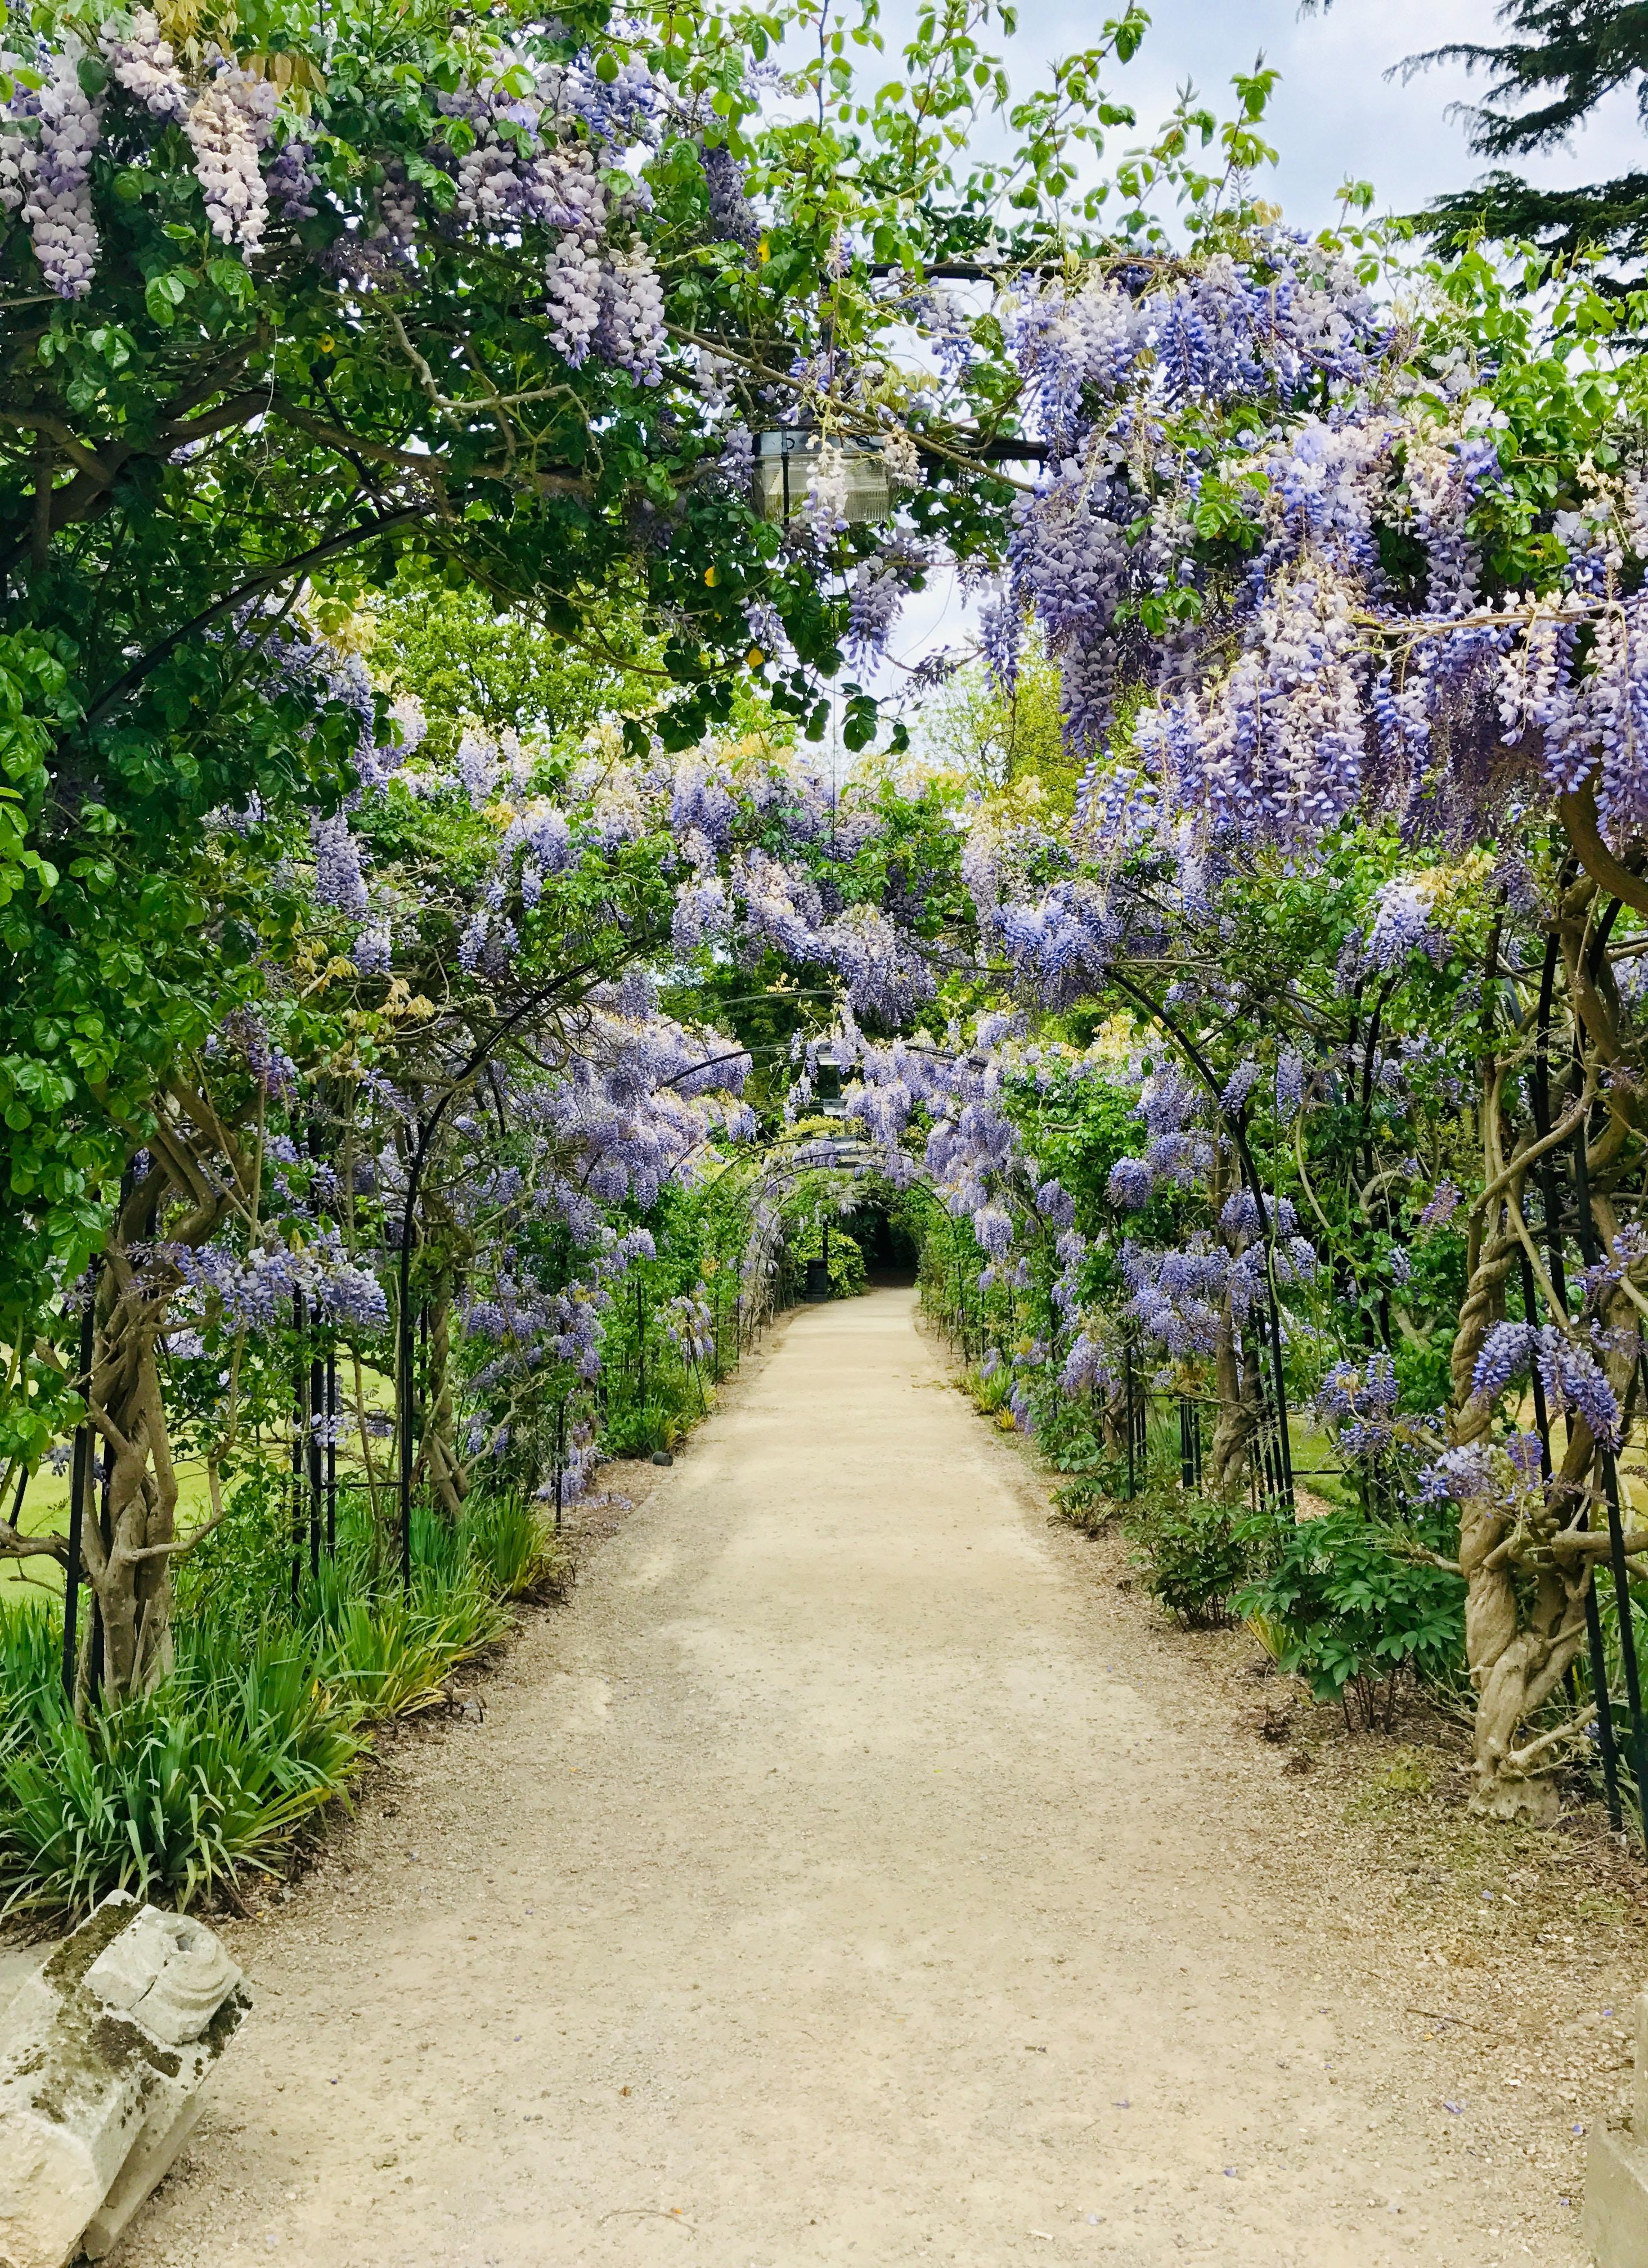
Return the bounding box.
[1323,0,1648,284]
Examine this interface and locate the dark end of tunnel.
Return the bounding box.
[848,1206,918,1287]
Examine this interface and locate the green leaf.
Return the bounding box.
[144,272,190,328]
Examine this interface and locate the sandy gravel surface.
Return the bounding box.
[115,1288,1593,2267]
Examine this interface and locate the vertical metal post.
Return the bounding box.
[61,1286,95,1704]
[397,1271,415,1594]
[1570,1106,1648,1833]
[1586,1574,1625,1832]
[636,1279,646,1412]
[308,1118,334,1562]
[89,1372,114,1695]
[325,1347,338,1556]
[1240,1168,1295,1508]
[83,1181,124,1696]
[291,1290,307,1605]
[1124,1341,1137,1502]
[554,1398,566,1538]
[1517,1249,1622,1822]
[1602,1446,1648,1838]
[1247,1310,1289,1509]
[1247,1175,1295,1509]
[308,1337,324,1577]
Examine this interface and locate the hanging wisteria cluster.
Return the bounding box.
[958,234,1648,881]
[1,6,671,373]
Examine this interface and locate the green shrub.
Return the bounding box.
[171,1455,305,1628]
[0,1608,363,1914]
[463,1494,571,1600]
[0,1483,538,1916]
[1235,1509,1466,1729]
[966,1357,1013,1415]
[0,1603,65,1742]
[1027,1379,1107,1473]
[1132,1495,1259,1627]
[294,1513,508,1717]
[601,1394,690,1457]
[1051,1475,1119,1534]
[309,1592,471,1718]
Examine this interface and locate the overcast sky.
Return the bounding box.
[1070,0,1645,226]
[858,0,1648,694]
[881,0,1648,230]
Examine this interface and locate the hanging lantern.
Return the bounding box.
[815,1043,846,1118]
[753,430,890,524]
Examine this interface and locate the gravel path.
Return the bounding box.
[119,1288,1580,2267]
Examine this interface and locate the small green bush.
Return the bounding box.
[463,1494,571,1600]
[1132,1495,1259,1626]
[294,1509,508,1717]
[0,1607,363,1914]
[1236,1509,1466,1729]
[308,1594,477,1718]
[966,1357,1013,1415]
[1051,1475,1119,1534]
[0,1487,549,1915]
[601,1394,692,1457]
[1027,1379,1107,1473]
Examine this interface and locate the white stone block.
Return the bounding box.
[1587,2122,1648,2267]
[0,1891,249,2268]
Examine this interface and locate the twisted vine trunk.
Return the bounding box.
[1453,1242,1597,1825]
[73,1087,246,1706]
[1447,1075,1572,1820]
[79,1146,222,1704]
[82,1266,179,1702]
[414,1296,469,1520]
[1448,1035,1636,1819]
[1206,1299,1255,1495]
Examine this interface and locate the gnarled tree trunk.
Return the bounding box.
[1459,1465,1593,1822]
[73,1084,248,1706]
[82,1268,178,1701]
[78,1142,230,1704]
[414,1295,469,1520]
[1206,1300,1257,1495]
[1447,1077,1639,1819]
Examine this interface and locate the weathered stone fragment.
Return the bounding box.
[0,1891,249,2268]
[1587,1988,1648,2268]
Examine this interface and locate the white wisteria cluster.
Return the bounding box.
[0,4,672,382]
[2,40,102,296]
[183,79,273,255]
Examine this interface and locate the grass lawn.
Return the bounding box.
[2,1361,402,1596]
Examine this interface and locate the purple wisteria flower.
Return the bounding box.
[1107,1156,1155,1210]
[1418,1182,1462,1231]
